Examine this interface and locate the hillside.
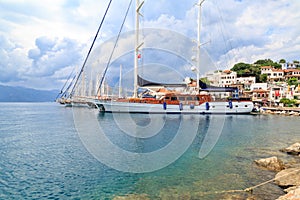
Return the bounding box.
[0,85,58,102]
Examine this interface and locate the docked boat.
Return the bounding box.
[94,0,253,114]
[95,92,253,114]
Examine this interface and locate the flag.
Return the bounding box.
[275,90,280,97]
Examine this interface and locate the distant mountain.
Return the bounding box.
[0,85,58,102]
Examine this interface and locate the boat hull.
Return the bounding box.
[94,100,254,114]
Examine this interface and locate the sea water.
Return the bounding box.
[0,102,299,199]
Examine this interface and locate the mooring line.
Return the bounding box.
[197,168,300,196]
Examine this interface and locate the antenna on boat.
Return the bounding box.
[196,0,205,94]
[133,0,144,98]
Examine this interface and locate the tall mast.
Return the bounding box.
[196,0,205,94]
[133,0,144,98]
[82,70,85,97]
[119,64,122,98]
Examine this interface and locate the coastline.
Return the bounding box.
[254,106,300,116]
[254,142,300,200]
[113,142,300,200]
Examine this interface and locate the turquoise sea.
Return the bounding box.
[0,102,299,199]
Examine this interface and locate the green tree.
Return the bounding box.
[279,59,286,63]
[231,62,256,76]
[254,59,281,69]
[231,62,262,82]
[259,74,268,83]
[231,62,251,72]
[280,98,297,107]
[200,77,210,84]
[280,98,290,105]
[287,77,298,86]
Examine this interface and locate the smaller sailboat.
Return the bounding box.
[94,0,253,114]
[55,68,76,105]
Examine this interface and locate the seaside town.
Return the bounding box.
[201,59,300,115]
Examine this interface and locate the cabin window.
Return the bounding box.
[171,97,177,101]
[179,97,185,101]
[165,97,170,100]
[235,105,238,107]
[187,96,193,101]
[245,105,248,107]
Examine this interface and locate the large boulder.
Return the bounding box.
[254,156,285,171]
[276,187,300,200]
[275,168,300,187]
[281,143,300,155]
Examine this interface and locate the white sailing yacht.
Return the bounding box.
[94,0,254,114]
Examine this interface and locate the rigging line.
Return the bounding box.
[214,0,234,68]
[61,74,77,98]
[69,0,113,98]
[56,67,75,100]
[96,0,134,96]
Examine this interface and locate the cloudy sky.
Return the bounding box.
[1,0,300,90]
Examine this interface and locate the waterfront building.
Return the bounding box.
[284,69,300,82]
[261,66,284,83]
[220,70,237,87]
[252,89,269,104]
[250,83,268,91]
[236,76,256,90]
[204,67,299,106]
[205,70,237,87]
[268,84,285,105]
[204,71,221,86]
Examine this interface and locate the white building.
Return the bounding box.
[269,86,285,103]
[250,83,268,91]
[261,66,284,82]
[236,76,256,90]
[205,70,237,87]
[205,71,221,86]
[281,62,298,70]
[219,70,237,87]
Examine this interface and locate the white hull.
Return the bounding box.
[95,100,254,114]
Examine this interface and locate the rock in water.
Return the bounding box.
[254,156,285,171]
[113,194,150,200]
[281,143,300,155]
[276,186,300,200]
[275,168,300,187]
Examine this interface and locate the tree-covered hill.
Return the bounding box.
[230,59,290,82]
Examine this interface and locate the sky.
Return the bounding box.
[1,0,300,90]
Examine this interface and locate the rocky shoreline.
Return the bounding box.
[112,143,300,200]
[257,107,300,116]
[255,142,300,200]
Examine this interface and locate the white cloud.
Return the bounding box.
[1,0,300,90]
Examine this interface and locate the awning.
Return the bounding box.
[138,75,186,87]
